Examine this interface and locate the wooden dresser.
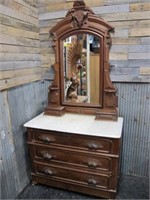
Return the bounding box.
[24,113,123,199]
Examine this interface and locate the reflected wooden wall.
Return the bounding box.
[90,54,100,104]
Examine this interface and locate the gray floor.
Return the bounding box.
[17,175,149,199]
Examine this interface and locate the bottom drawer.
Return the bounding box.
[32,174,117,199]
[34,162,110,189]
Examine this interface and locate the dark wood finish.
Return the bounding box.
[27,127,121,199]
[28,128,120,154]
[44,0,118,120]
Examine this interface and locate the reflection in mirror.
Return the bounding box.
[63,34,100,105]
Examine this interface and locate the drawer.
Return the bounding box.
[33,146,113,172]
[35,163,110,189]
[29,129,113,154]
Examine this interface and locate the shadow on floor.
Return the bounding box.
[17,175,149,199]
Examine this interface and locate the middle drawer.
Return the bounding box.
[31,145,114,172]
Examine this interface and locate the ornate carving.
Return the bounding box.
[66,0,94,29]
[106,33,112,48]
[50,33,57,55]
[71,10,88,28]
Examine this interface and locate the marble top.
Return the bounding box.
[24,113,123,138]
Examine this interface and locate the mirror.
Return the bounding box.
[62,33,100,105]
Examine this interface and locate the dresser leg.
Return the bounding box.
[32,181,38,185]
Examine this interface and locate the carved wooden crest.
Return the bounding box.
[66,1,93,29]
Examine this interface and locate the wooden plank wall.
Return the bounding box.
[38,0,150,82]
[0,0,41,90]
[0,80,49,199]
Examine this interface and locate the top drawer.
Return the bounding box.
[28,128,119,154]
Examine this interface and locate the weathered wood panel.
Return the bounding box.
[111,45,150,53]
[0,0,38,18]
[129,28,150,37]
[38,0,150,13]
[130,2,150,12]
[104,0,150,6]
[141,37,150,45]
[0,14,39,32]
[0,60,40,71]
[111,19,150,28]
[0,0,40,90]
[0,74,41,91]
[0,67,41,80]
[39,1,150,82]
[39,9,150,21]
[0,5,38,25]
[99,11,150,22]
[128,53,150,60]
[38,0,104,13]
[0,34,39,47]
[0,45,40,54]
[0,24,39,39]
[139,67,150,75]
[0,53,40,61]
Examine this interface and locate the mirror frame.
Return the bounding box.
[45,0,118,120]
[60,31,103,107]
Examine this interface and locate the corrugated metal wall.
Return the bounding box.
[0,81,49,199]
[1,81,149,199]
[115,82,149,177]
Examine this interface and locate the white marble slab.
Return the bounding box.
[24,113,123,138]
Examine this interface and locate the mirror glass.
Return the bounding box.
[62,33,100,105]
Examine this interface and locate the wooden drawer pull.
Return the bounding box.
[88,178,97,186]
[88,143,104,150]
[87,161,98,168]
[40,168,54,176]
[40,151,52,160]
[38,135,55,143]
[88,143,98,150]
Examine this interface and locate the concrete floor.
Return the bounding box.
[17,175,149,199]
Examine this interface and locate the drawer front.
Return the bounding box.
[34,146,112,172]
[29,129,113,154]
[35,163,110,189]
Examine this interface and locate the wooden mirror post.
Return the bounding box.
[45,0,118,121]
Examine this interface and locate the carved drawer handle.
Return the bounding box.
[88,143,98,150]
[40,151,52,160]
[40,168,54,176]
[40,151,57,160]
[88,178,97,186]
[38,135,55,143]
[87,161,98,168]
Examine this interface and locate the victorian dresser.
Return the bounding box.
[24,113,123,199]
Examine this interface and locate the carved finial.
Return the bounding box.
[73,0,86,7]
